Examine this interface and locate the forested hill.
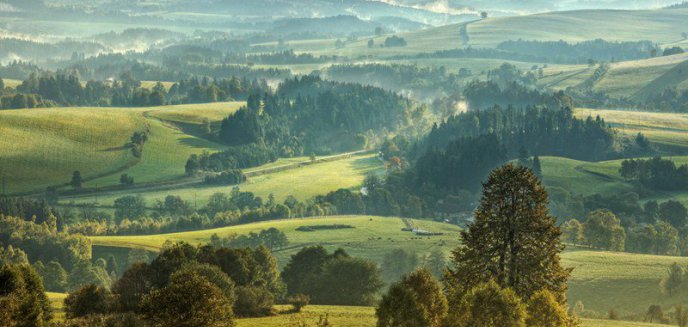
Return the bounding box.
[190,76,421,174]
[221,76,414,154]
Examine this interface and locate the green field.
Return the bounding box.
[538,53,688,98]
[0,107,144,193]
[90,216,460,263]
[43,298,671,326]
[63,152,383,207]
[88,214,688,317]
[564,250,688,316]
[540,154,688,206]
[266,9,688,58]
[0,102,242,194]
[575,108,688,150]
[47,292,67,321]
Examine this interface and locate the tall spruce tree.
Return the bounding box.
[448,164,570,304]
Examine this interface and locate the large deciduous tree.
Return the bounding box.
[0,264,52,326]
[140,268,234,327]
[376,269,448,327]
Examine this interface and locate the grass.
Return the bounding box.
[88,214,688,316]
[0,107,144,193]
[47,292,67,321]
[0,102,243,194]
[540,153,688,208]
[90,215,461,263]
[581,319,671,327]
[563,250,688,315]
[82,115,226,188]
[66,152,383,207]
[43,292,671,326]
[539,156,633,196]
[268,9,688,58]
[146,101,244,125]
[594,54,688,100]
[575,108,688,150]
[236,305,376,327]
[2,78,22,88]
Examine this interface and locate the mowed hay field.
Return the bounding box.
[43,300,670,326]
[65,152,383,207]
[236,305,376,327]
[538,53,688,98]
[0,102,242,193]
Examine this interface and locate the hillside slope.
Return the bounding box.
[0,102,242,194]
[290,8,688,57]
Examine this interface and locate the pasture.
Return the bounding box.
[575,108,688,151]
[90,216,461,263]
[88,213,688,316]
[63,152,383,207]
[267,9,688,58]
[0,102,242,194]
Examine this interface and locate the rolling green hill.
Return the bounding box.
[90,216,461,263]
[274,9,688,57]
[61,151,383,208]
[89,215,688,316]
[574,108,688,150]
[0,102,242,194]
[539,53,688,99]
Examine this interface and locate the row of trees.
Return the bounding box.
[620,157,688,190]
[496,39,659,64]
[562,199,688,256]
[3,72,271,109]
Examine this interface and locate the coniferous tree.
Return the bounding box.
[448,164,571,304]
[532,155,542,178]
[70,171,83,189]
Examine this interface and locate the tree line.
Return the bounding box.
[1,72,270,109]
[620,157,688,190]
[496,39,659,64]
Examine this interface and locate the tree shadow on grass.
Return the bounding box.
[178,136,224,150]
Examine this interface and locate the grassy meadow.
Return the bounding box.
[87,214,688,317]
[0,107,144,193]
[64,152,383,207]
[90,215,461,262]
[0,102,243,194]
[47,292,67,321]
[576,108,688,150]
[267,9,688,58]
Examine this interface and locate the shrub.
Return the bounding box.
[64,284,111,319]
[234,286,274,317]
[286,294,310,312]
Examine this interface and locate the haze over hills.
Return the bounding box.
[2,0,688,326]
[368,0,688,15]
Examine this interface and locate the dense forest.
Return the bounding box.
[496,39,658,63]
[187,76,417,174]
